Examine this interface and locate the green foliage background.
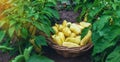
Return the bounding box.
[74,0,120,62]
[0,0,59,62]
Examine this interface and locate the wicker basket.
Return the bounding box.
[39,31,93,57]
[46,38,93,58]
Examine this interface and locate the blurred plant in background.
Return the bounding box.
[0,0,59,62]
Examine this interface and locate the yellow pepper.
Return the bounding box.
[80,22,91,28]
[62,27,71,37]
[55,23,59,28]
[62,42,80,48]
[52,35,63,46]
[52,26,58,33]
[65,37,80,45]
[62,20,67,27]
[58,32,65,42]
[66,22,72,27]
[76,35,81,39]
[70,23,81,34]
[78,25,84,30]
[70,33,76,37]
[80,30,92,46]
[58,25,64,31]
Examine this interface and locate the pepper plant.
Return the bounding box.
[0,0,59,62]
[74,0,120,62]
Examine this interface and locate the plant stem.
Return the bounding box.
[19,45,22,54]
[0,46,13,50]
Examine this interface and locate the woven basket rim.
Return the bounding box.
[47,37,93,52]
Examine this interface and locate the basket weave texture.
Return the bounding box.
[47,38,93,57]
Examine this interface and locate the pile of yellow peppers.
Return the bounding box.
[52,20,92,48]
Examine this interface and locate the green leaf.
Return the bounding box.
[24,46,33,61]
[41,10,53,18]
[33,22,42,31]
[74,5,82,12]
[0,45,13,50]
[115,10,120,17]
[21,28,28,39]
[103,11,114,15]
[10,20,16,27]
[59,0,70,5]
[81,27,90,39]
[75,0,80,4]
[47,0,56,5]
[89,4,105,18]
[27,55,54,62]
[39,15,51,25]
[112,3,117,10]
[35,35,47,46]
[0,30,6,42]
[12,55,25,62]
[106,45,120,62]
[42,24,51,36]
[0,21,6,27]
[43,7,60,19]
[93,15,111,31]
[83,0,87,3]
[34,13,39,20]
[92,26,120,55]
[8,26,15,37]
[49,27,54,34]
[77,7,87,21]
[92,31,100,44]
[34,22,51,36]
[45,2,55,7]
